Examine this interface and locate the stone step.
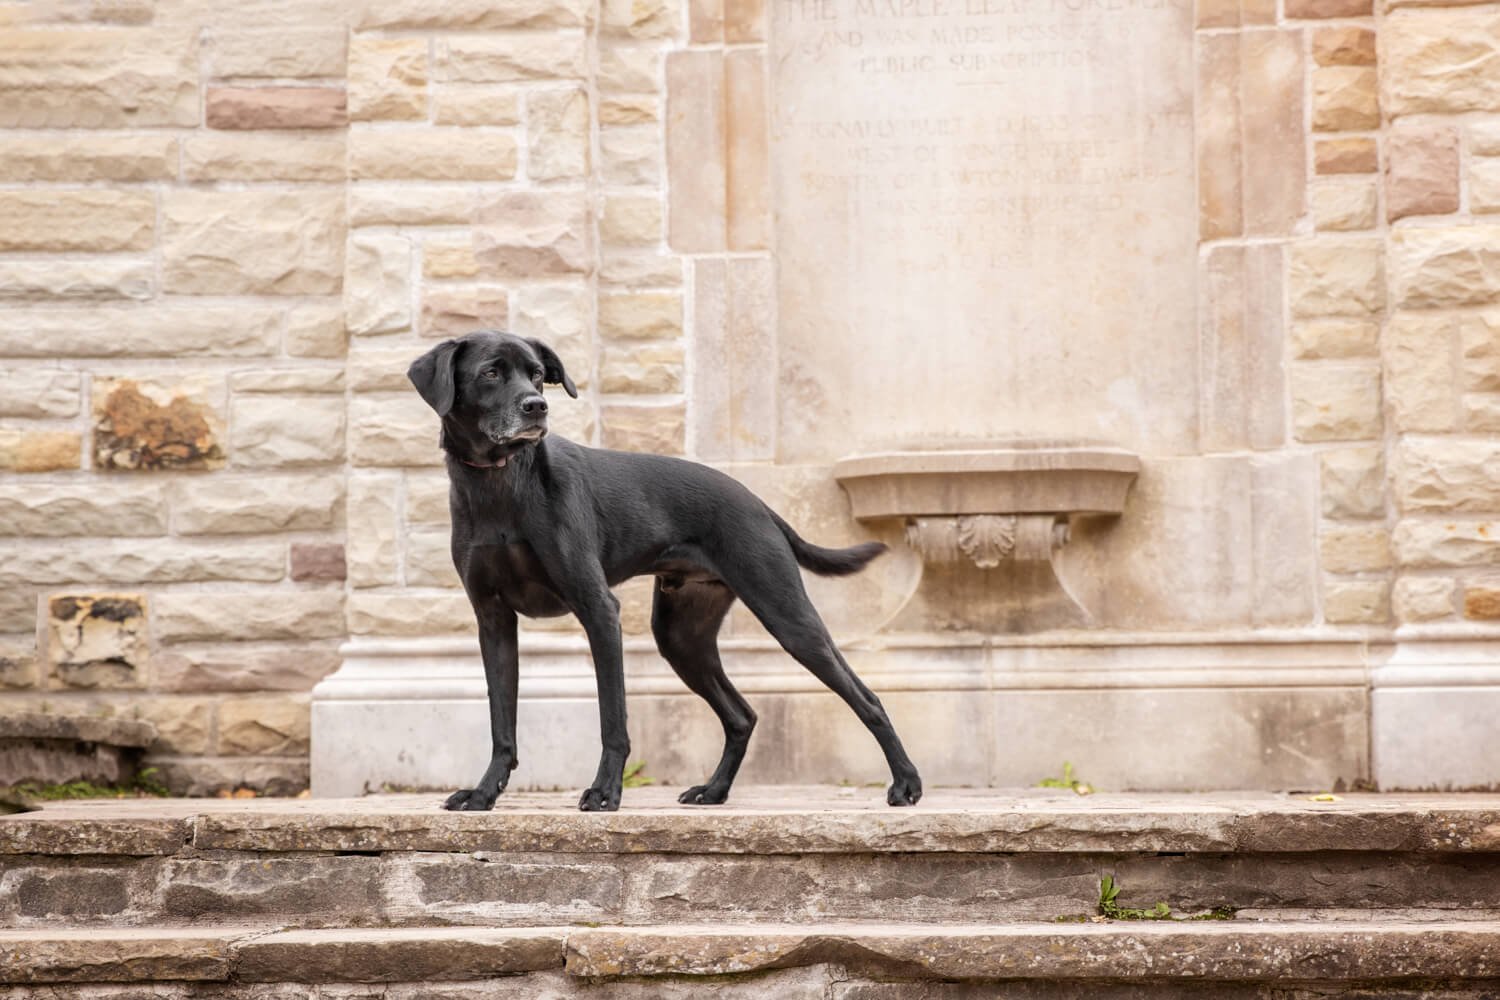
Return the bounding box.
[3,788,1500,930]
[2,922,1499,995]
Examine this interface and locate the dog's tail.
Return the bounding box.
[772,512,887,577]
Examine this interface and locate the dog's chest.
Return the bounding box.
[462,538,570,618]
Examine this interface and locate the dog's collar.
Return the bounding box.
[459,456,508,469]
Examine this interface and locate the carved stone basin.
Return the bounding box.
[833,446,1141,632]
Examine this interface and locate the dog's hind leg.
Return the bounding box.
[650,577,755,805]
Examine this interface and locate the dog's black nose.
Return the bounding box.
[521,395,548,416]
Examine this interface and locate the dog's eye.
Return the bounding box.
[481,369,499,380]
[530,368,544,382]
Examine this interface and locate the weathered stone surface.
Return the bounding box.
[154,643,341,693]
[1460,312,1500,390]
[1312,66,1378,131]
[0,372,79,419]
[0,134,175,181]
[183,133,345,181]
[350,186,475,227]
[1465,393,1500,433]
[291,543,346,583]
[600,46,660,92]
[1323,580,1389,624]
[358,0,588,29]
[436,34,585,81]
[46,594,146,689]
[91,374,226,471]
[1289,365,1381,441]
[1394,520,1500,567]
[1464,582,1500,620]
[206,27,347,78]
[0,482,166,537]
[1319,525,1391,573]
[0,29,198,127]
[598,292,682,340]
[420,286,508,340]
[601,125,663,185]
[206,86,347,129]
[236,927,564,983]
[424,238,480,280]
[230,394,346,466]
[0,928,235,983]
[0,258,152,301]
[1396,438,1500,513]
[0,644,36,688]
[0,190,153,252]
[692,257,776,462]
[0,712,153,747]
[601,344,683,394]
[349,129,517,181]
[1383,8,1500,116]
[1311,179,1377,232]
[348,36,426,121]
[601,94,659,124]
[1315,138,1377,174]
[667,50,725,251]
[528,87,590,181]
[349,348,421,392]
[0,306,280,359]
[404,530,461,588]
[231,369,345,394]
[1471,158,1500,214]
[601,403,686,455]
[602,252,683,288]
[1385,312,1457,432]
[432,86,522,125]
[153,757,309,798]
[0,431,80,473]
[602,0,681,37]
[1393,576,1455,621]
[1314,26,1375,66]
[514,285,592,371]
[347,593,474,636]
[285,301,347,359]
[0,540,284,584]
[350,395,443,467]
[1291,318,1377,359]
[163,191,344,295]
[217,696,309,755]
[1288,241,1383,317]
[1392,226,1500,308]
[474,192,592,278]
[129,698,214,755]
[161,856,383,923]
[1386,127,1460,220]
[601,195,663,246]
[406,474,452,526]
[347,474,399,588]
[154,593,344,643]
[345,233,413,336]
[173,475,342,534]
[1321,447,1384,520]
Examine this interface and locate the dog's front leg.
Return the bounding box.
[573,589,629,812]
[444,604,519,811]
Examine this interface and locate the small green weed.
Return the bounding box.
[1055,876,1236,923]
[4,768,171,802]
[622,760,654,788]
[1037,761,1094,795]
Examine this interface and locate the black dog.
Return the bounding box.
[408,330,923,812]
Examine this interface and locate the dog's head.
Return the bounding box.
[408,331,578,459]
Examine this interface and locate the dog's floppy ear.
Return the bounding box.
[408,338,464,416]
[527,338,578,399]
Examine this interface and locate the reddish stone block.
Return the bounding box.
[290,544,347,582]
[207,87,347,130]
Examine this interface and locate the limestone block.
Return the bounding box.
[1464,393,1500,432]
[601,125,663,185]
[0,134,175,181]
[1194,34,1241,239]
[421,286,509,340]
[205,86,347,129]
[349,129,517,181]
[348,37,426,121]
[0,643,36,689]
[162,191,344,296]
[547,397,597,444]
[0,190,152,252]
[183,133,345,182]
[154,644,342,693]
[601,95,658,124]
[602,0,681,36]
[173,475,343,534]
[406,474,452,526]
[1386,127,1459,220]
[230,394,346,467]
[230,370,345,394]
[1286,0,1368,15]
[347,474,399,588]
[601,253,683,288]
[1291,318,1378,359]
[1385,311,1457,432]
[405,530,461,588]
[154,592,344,643]
[598,292,682,340]
[128,698,214,755]
[349,394,443,467]
[601,403,685,455]
[286,302,348,359]
[345,233,412,337]
[667,51,725,252]
[528,87,590,181]
[1311,179,1377,232]
[357,0,589,30]
[0,258,152,301]
[1474,121,1500,155]
[474,191,593,279]
[1396,438,1500,513]
[1320,447,1385,519]
[1383,9,1500,116]
[599,46,659,92]
[0,371,80,418]
[727,0,765,39]
[1394,520,1500,567]
[0,591,35,633]
[46,594,146,689]
[691,0,723,41]
[0,28,198,127]
[350,186,476,227]
[514,285,593,373]
[1312,67,1378,131]
[432,87,522,126]
[205,28,347,78]
[1391,226,1500,308]
[1320,525,1392,573]
[92,373,226,471]
[348,348,421,392]
[1393,576,1455,621]
[692,256,776,462]
[0,431,81,472]
[436,34,585,81]
[1288,241,1384,317]
[291,543,346,583]
[1463,582,1500,620]
[1290,365,1382,441]
[601,343,684,394]
[153,757,308,797]
[0,306,280,359]
[218,697,310,756]
[1461,311,1500,390]
[0,482,167,537]
[1313,26,1375,66]
[1323,580,1389,624]
[1315,138,1377,174]
[727,48,770,250]
[1470,159,1500,214]
[424,239,480,280]
[0,540,285,585]
[602,195,663,247]
[347,593,475,636]
[1199,244,1286,451]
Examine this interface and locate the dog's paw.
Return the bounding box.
[578,785,621,812]
[677,784,729,805]
[443,788,498,811]
[886,775,923,807]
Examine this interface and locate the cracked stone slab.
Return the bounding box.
[233,927,566,983]
[0,928,239,984]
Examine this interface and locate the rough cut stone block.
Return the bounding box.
[601,403,685,455]
[1291,318,1378,359]
[230,394,346,467]
[1286,0,1369,15]
[601,125,663,185]
[1320,525,1392,573]
[206,87,347,129]
[163,191,344,295]
[1323,580,1389,624]
[727,0,766,39]
[345,233,413,336]
[528,87,590,181]
[1463,393,1500,432]
[0,307,280,359]
[1391,226,1500,308]
[173,476,343,535]
[358,0,589,30]
[291,543,345,583]
[155,593,345,643]
[1288,241,1384,318]
[514,285,592,371]
[602,0,681,36]
[420,287,508,340]
[437,34,586,81]
[348,37,426,121]
[1,540,285,585]
[91,374,226,472]
[1290,364,1381,441]
[1394,520,1500,567]
[349,395,444,467]
[1386,127,1459,220]
[1394,576,1455,621]
[154,757,309,797]
[405,474,452,525]
[231,370,345,394]
[432,87,522,126]
[0,259,152,301]
[599,292,682,340]
[0,28,198,127]
[0,190,152,252]
[602,253,683,288]
[601,343,684,394]
[1315,138,1377,174]
[286,302,348,359]
[1311,179,1377,231]
[1314,26,1376,66]
[1312,67,1378,132]
[206,28,347,78]
[1473,121,1500,155]
[130,698,214,755]
[599,46,659,92]
[47,594,146,689]
[0,482,166,537]
[347,474,399,588]
[1385,312,1457,432]
[154,644,341,693]
[405,530,461,587]
[347,593,475,636]
[349,348,422,392]
[1383,9,1500,116]
[601,95,658,124]
[601,196,663,247]
[0,371,80,418]
[1463,582,1500,620]
[667,51,725,252]
[183,133,345,182]
[474,192,593,278]
[1396,438,1500,513]
[351,187,475,227]
[0,928,235,983]
[1459,312,1500,390]
[218,696,310,755]
[349,129,517,181]
[1471,158,1500,214]
[1321,447,1385,519]
[424,239,480,280]
[0,134,175,181]
[691,0,723,41]
[0,431,81,473]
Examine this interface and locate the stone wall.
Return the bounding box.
[2,0,1499,792]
